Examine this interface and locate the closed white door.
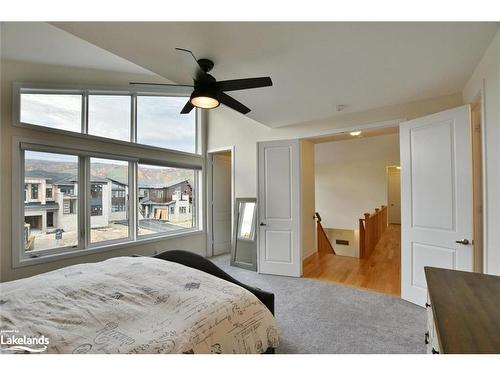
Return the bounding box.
[400,105,473,306]
[212,153,232,255]
[258,140,301,277]
[387,168,401,224]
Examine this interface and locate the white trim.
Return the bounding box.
[14,81,193,97]
[12,137,204,268]
[206,146,235,257]
[14,229,205,268]
[13,82,202,159]
[479,80,489,274]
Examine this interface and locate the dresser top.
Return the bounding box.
[425,267,500,354]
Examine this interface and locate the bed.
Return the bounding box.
[0,250,278,354]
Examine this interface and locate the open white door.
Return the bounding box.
[400,105,473,306]
[211,153,232,255]
[258,139,301,277]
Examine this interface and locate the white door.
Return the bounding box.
[387,168,401,224]
[212,153,232,255]
[400,105,473,306]
[258,140,301,277]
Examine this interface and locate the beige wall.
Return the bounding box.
[0,60,206,282]
[463,29,500,275]
[207,93,462,199]
[300,140,316,259]
[314,133,400,230]
[325,228,358,258]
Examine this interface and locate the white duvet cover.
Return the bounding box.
[0,256,278,354]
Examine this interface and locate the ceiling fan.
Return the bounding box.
[130,48,273,115]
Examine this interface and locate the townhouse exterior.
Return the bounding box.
[138,179,193,223]
[24,173,193,249]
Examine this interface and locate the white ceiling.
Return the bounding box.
[3,22,498,128]
[0,22,155,75]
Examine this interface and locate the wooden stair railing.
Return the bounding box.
[314,212,335,255]
[359,205,388,259]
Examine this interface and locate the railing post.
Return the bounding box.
[359,218,365,258]
[363,213,371,258]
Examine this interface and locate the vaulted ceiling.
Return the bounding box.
[2,22,498,128]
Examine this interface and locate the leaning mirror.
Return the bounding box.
[231,198,257,271]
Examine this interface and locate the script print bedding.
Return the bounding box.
[0,256,279,354]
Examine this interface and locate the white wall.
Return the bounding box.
[0,60,206,282]
[325,228,359,257]
[314,134,400,230]
[463,29,500,275]
[300,140,316,259]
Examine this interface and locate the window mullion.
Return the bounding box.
[131,94,137,143]
[82,90,89,134]
[82,156,91,249]
[130,161,137,241]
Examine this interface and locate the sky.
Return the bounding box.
[21,93,196,153]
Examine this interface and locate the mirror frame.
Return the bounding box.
[231,197,258,271]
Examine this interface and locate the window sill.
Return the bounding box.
[14,229,205,269]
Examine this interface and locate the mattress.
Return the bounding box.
[0,256,279,354]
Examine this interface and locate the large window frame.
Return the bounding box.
[13,82,201,156]
[12,82,205,268]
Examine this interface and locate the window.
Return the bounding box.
[138,164,195,236]
[112,204,125,212]
[31,184,38,200]
[90,204,103,216]
[137,96,196,153]
[88,95,131,142]
[15,83,203,266]
[18,87,198,155]
[24,151,78,253]
[63,200,76,215]
[179,207,187,214]
[20,93,82,133]
[90,158,130,244]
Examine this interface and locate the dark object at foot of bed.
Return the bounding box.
[153,250,275,316]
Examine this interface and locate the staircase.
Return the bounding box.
[314,212,335,255]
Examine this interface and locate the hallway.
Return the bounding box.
[303,224,401,296]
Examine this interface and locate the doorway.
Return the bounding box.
[302,126,403,296]
[387,166,401,224]
[207,148,234,257]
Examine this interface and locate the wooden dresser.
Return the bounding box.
[425,267,500,354]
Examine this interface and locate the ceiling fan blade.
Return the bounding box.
[180,100,194,114]
[129,82,193,87]
[175,47,206,81]
[219,93,251,114]
[216,77,272,92]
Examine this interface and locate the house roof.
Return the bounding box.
[138,179,190,189]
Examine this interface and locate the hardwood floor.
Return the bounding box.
[303,224,401,296]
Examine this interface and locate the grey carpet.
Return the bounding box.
[210,254,426,354]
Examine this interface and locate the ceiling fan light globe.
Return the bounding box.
[190,95,220,109]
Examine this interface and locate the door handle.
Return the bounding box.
[455,239,470,245]
[260,222,266,226]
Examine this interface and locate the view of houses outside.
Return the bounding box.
[24,151,195,252]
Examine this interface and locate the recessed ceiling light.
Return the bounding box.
[396,166,401,170]
[349,131,362,136]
